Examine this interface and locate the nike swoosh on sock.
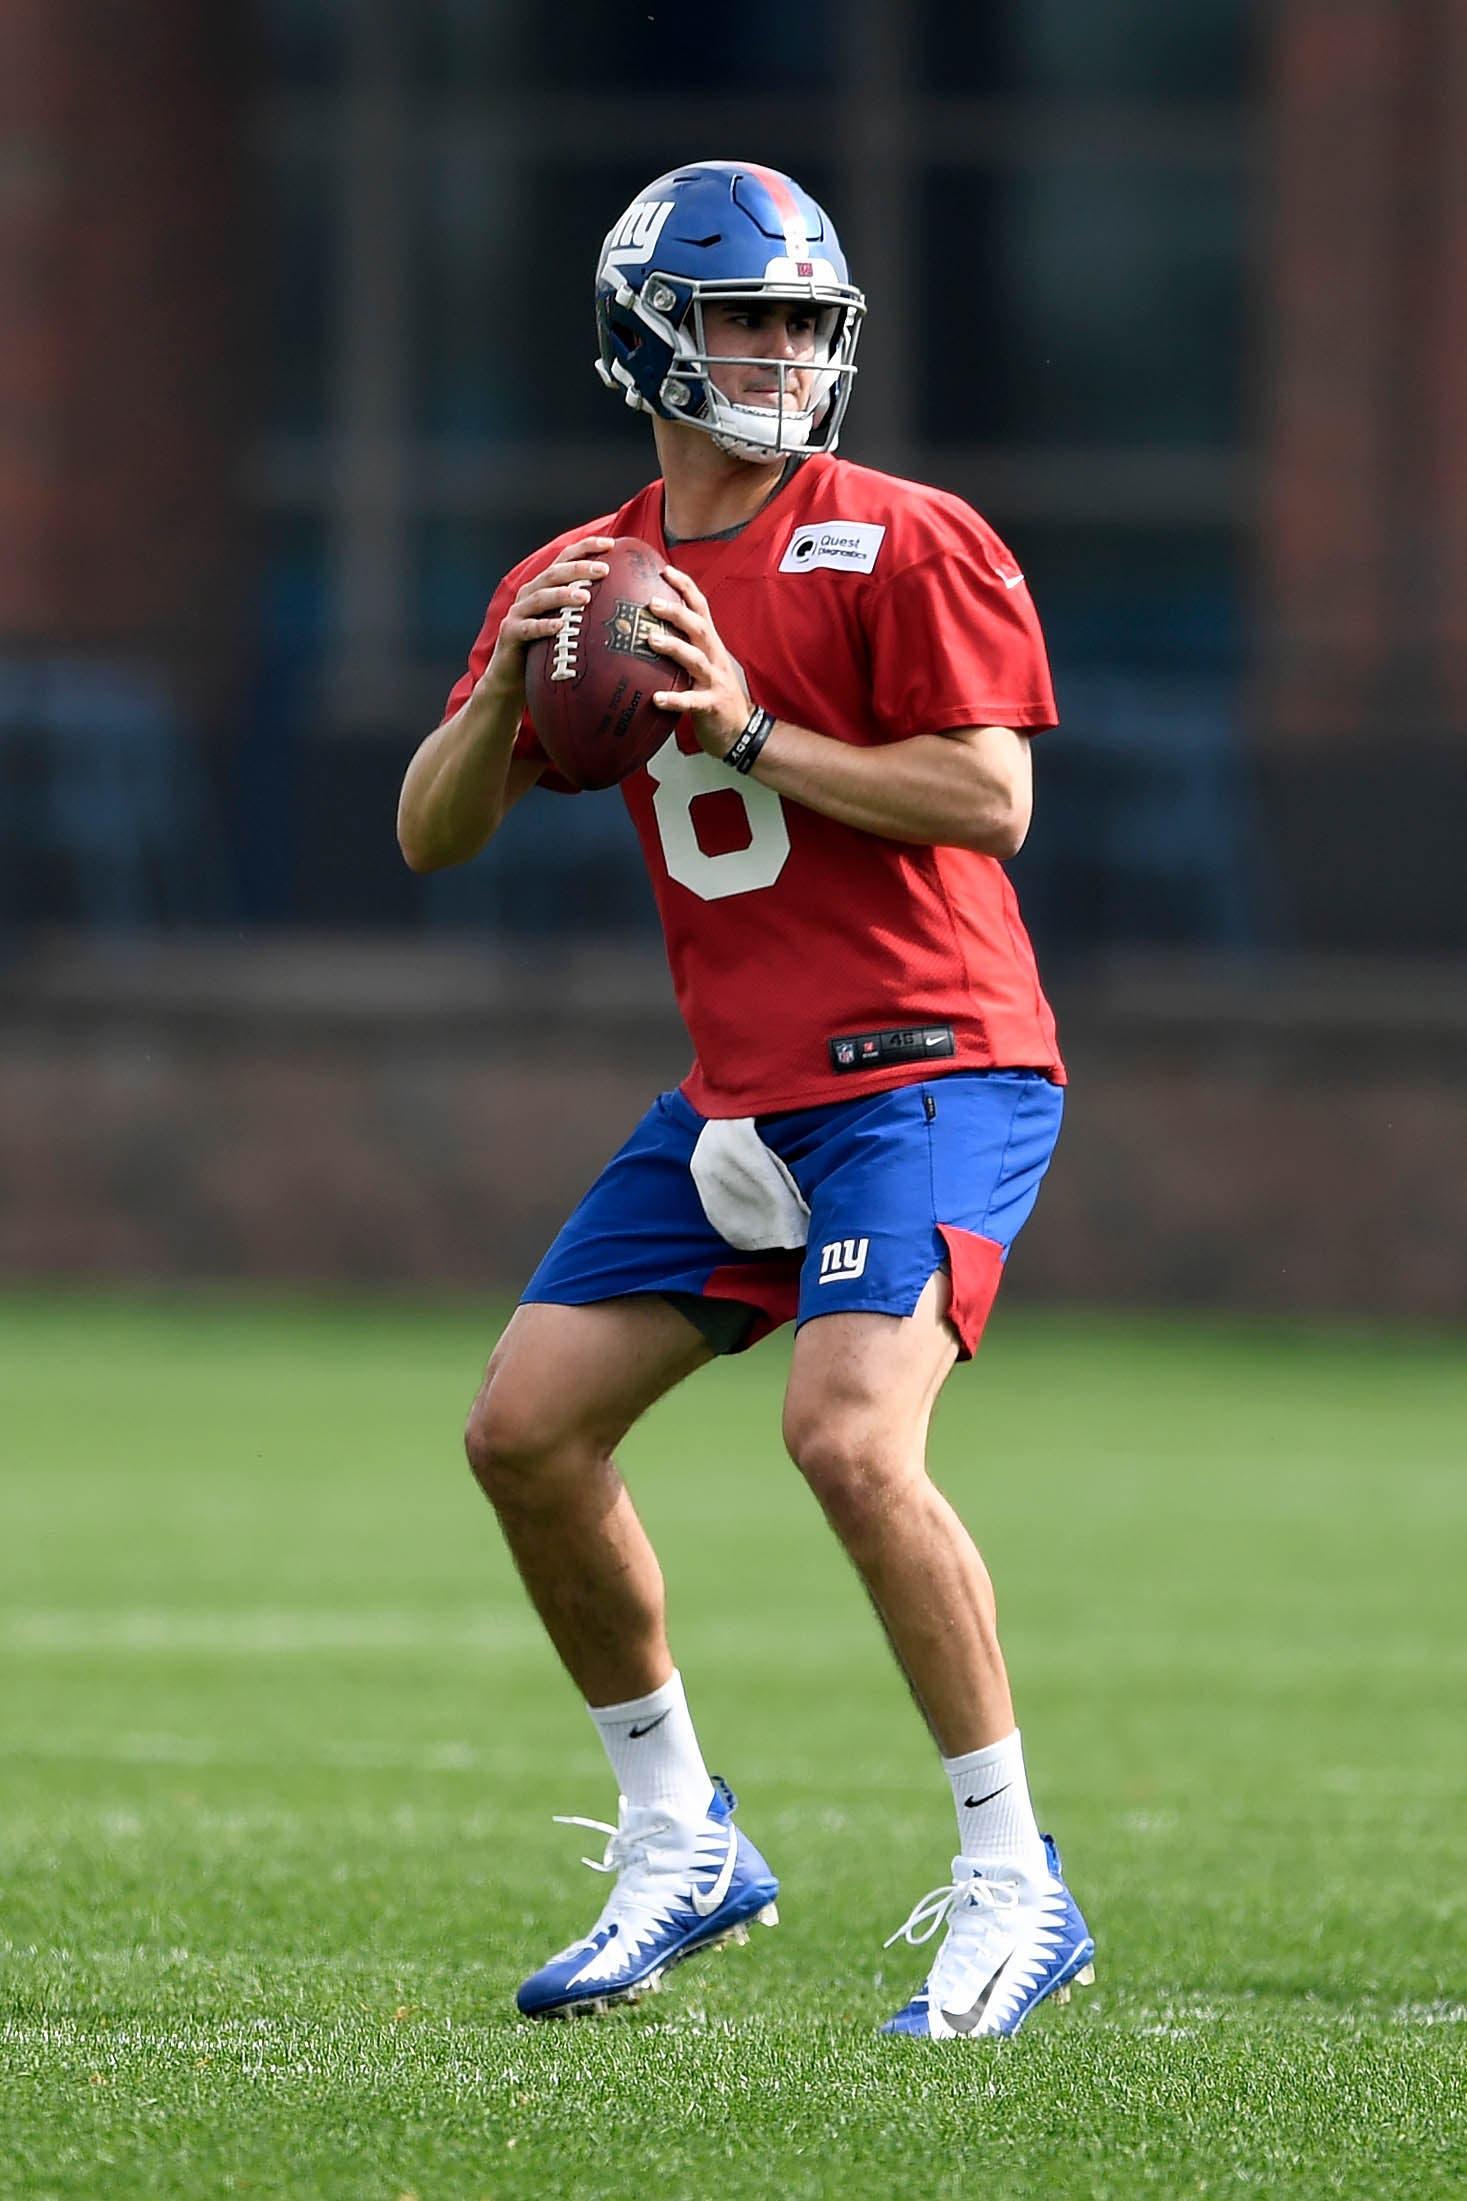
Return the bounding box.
[627,1710,672,1739]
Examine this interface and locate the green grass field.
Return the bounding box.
[2,1295,1464,2200]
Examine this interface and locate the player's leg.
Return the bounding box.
[775,1072,1058,1763]
[468,1292,780,2018]
[771,1070,1092,2035]
[464,1292,708,1708]
[467,1089,791,2016]
[780,1268,1008,1756]
[468,1085,790,1718]
[783,1278,1093,2039]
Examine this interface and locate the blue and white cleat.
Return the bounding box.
[515,1776,779,2019]
[880,1833,1094,2039]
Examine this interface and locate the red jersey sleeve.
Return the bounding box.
[866,503,1058,741]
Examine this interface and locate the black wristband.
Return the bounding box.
[725,705,776,775]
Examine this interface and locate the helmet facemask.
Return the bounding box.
[677,294,854,464]
[601,275,864,466]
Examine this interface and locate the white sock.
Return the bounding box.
[943,1729,1048,1877]
[587,1670,713,1824]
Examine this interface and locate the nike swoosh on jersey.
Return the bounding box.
[941,1951,1013,2034]
[690,1831,739,1917]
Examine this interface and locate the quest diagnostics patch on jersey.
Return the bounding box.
[778,521,887,575]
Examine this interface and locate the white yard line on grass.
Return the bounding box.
[11,1609,1461,1682]
[0,1731,491,1771]
[0,1608,540,1654]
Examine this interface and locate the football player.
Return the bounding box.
[397,160,1094,2037]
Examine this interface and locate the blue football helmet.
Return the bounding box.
[595,160,865,465]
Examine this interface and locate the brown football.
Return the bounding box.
[523,536,692,789]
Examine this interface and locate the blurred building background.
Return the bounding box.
[1,0,1464,1316]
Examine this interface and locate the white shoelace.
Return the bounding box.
[553,1811,673,1877]
[550,1807,713,1946]
[885,1871,1022,1950]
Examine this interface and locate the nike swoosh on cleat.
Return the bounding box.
[627,1711,671,1738]
[690,1833,738,1918]
[961,1783,1011,1810]
[941,1952,1012,2035]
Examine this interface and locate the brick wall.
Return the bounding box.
[1262,0,1467,741]
[2,941,1463,1323]
[0,0,246,673]
[1255,3,1467,955]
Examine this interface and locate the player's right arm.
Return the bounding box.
[396,537,614,872]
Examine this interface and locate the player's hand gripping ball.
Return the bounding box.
[523,537,692,789]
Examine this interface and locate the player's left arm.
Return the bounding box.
[649,569,1033,858]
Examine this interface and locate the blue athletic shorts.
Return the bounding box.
[521,1071,1064,1359]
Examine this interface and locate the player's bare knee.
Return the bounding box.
[785,1413,906,1551]
[781,1387,829,1473]
[783,1390,879,1482]
[463,1374,562,1503]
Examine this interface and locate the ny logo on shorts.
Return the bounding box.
[817,1236,870,1284]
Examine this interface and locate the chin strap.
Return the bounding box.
[707,401,817,466]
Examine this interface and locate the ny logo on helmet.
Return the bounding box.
[603,199,676,273]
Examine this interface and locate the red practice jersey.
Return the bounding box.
[441,452,1064,1116]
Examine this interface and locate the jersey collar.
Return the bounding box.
[647,452,838,577]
